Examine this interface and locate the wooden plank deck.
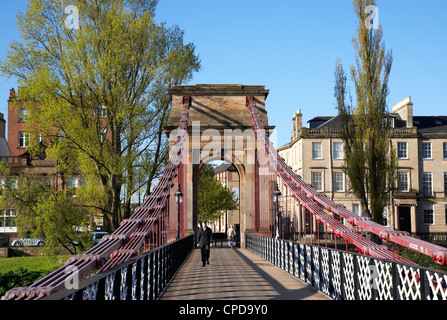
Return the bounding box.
[159,246,331,301]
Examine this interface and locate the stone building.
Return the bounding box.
[213,162,241,233]
[278,97,447,235]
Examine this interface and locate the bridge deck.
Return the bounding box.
[159,245,331,300]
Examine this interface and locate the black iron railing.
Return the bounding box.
[247,234,447,300]
[44,235,193,300]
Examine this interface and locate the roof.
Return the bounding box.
[309,113,447,135]
[214,163,237,174]
[0,137,10,157]
[413,116,447,134]
[307,116,334,128]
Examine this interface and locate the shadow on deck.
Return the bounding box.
[159,245,331,301]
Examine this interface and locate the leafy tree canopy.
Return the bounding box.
[197,164,238,224]
[1,0,200,231]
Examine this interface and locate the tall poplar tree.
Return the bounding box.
[1,0,200,231]
[334,0,397,226]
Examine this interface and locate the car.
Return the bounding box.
[12,236,45,247]
[92,231,108,245]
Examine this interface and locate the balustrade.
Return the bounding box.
[247,234,447,300]
[44,235,193,300]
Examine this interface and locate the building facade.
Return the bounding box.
[0,88,103,240]
[278,97,447,235]
[213,163,241,233]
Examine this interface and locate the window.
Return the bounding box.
[333,142,343,159]
[333,172,344,192]
[397,142,407,159]
[398,172,409,192]
[6,178,17,190]
[445,172,447,197]
[383,206,389,227]
[383,117,395,128]
[311,171,323,192]
[0,210,17,233]
[445,205,447,226]
[352,204,360,215]
[58,129,65,140]
[67,177,79,189]
[100,128,107,143]
[18,132,30,148]
[66,177,86,196]
[444,142,447,159]
[43,177,52,188]
[18,109,28,122]
[423,205,434,225]
[422,142,432,159]
[98,105,107,118]
[312,142,322,159]
[422,172,433,197]
[67,177,79,197]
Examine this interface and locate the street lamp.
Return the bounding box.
[175,185,183,240]
[273,185,281,240]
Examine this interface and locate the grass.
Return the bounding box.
[397,248,447,272]
[0,255,71,297]
[0,255,70,275]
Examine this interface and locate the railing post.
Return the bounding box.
[353,255,360,300]
[340,252,346,300]
[289,241,294,275]
[140,256,147,300]
[327,248,334,299]
[419,266,429,300]
[119,264,130,300]
[391,262,399,301]
[293,243,299,278]
[156,249,161,298]
[131,260,140,300]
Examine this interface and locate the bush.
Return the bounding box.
[0,267,59,297]
[398,248,447,272]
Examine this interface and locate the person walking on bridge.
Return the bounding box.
[227,225,235,248]
[197,221,212,267]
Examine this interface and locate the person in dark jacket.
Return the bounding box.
[197,221,213,266]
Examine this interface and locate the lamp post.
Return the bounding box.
[273,185,281,240]
[175,185,183,240]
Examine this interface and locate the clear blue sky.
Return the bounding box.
[0,0,446,147]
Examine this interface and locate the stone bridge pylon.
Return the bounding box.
[165,84,276,248]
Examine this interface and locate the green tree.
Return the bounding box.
[1,0,200,231]
[0,164,92,255]
[334,0,397,225]
[198,164,238,224]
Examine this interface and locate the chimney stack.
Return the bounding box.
[292,109,303,140]
[392,97,413,128]
[9,88,16,100]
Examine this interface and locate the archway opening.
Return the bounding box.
[196,159,241,246]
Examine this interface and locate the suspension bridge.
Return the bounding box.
[2,85,447,301]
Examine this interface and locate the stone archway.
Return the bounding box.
[194,153,245,245]
[164,84,275,248]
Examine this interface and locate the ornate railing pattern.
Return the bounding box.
[42,235,193,300]
[247,234,447,300]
